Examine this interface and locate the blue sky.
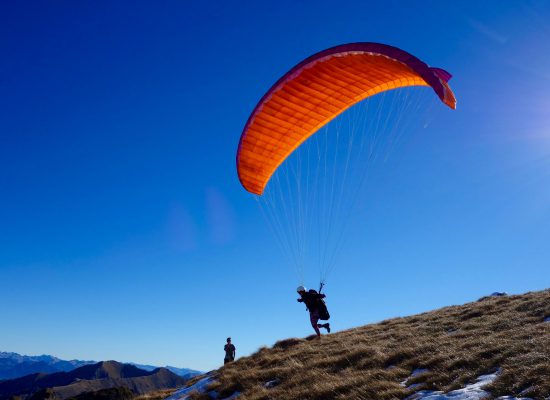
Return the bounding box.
[1,1,549,372]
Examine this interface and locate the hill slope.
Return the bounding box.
[131,364,200,379]
[195,289,550,399]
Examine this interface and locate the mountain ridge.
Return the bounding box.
[0,360,187,400]
[0,353,94,381]
[0,353,200,381]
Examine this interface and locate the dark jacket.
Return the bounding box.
[298,290,326,312]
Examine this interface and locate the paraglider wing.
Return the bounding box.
[236,42,456,195]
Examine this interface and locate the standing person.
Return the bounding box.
[224,337,236,364]
[297,286,330,337]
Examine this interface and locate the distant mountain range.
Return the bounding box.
[0,352,200,381]
[0,353,94,381]
[129,364,199,379]
[0,360,188,400]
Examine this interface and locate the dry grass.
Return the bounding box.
[134,389,177,400]
[204,289,550,400]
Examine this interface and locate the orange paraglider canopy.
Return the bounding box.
[237,42,456,195]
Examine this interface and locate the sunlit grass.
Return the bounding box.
[200,289,549,399]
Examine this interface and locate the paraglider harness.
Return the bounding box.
[317,282,330,321]
[311,282,330,321]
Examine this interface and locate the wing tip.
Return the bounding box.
[431,67,453,82]
[430,68,456,109]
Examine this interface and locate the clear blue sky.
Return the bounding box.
[1,1,549,372]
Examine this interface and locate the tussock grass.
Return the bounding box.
[206,289,550,399]
[134,389,176,400]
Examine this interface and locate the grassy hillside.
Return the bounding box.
[199,289,549,399]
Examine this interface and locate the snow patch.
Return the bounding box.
[163,373,239,400]
[403,370,534,400]
[405,370,498,400]
[164,374,215,400]
[264,379,280,389]
[401,369,429,387]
